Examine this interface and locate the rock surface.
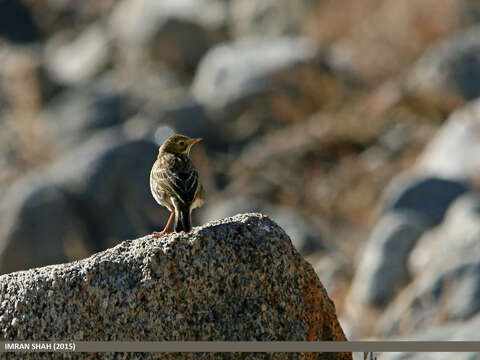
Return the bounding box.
[0,213,351,360]
[202,196,325,255]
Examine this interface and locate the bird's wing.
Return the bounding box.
[154,167,199,205]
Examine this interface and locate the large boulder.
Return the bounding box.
[0,213,351,359]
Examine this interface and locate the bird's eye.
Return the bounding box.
[179,141,185,146]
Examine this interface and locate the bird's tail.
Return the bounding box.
[174,205,192,233]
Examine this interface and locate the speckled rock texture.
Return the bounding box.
[0,213,350,360]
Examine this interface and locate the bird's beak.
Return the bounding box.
[187,138,203,153]
[190,138,203,146]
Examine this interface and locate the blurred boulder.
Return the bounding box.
[416,98,480,180]
[42,78,134,150]
[109,0,227,74]
[44,24,110,85]
[49,129,169,250]
[158,98,219,150]
[381,175,469,226]
[376,192,480,337]
[26,0,117,35]
[377,256,480,338]
[349,211,429,307]
[192,36,317,113]
[379,313,480,360]
[0,182,89,275]
[202,196,324,255]
[0,0,38,43]
[0,129,172,273]
[229,0,316,38]
[313,255,350,296]
[406,24,480,107]
[410,192,480,277]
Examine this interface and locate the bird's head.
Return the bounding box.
[159,134,203,156]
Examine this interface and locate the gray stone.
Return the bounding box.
[44,24,110,85]
[42,78,134,150]
[48,130,168,250]
[406,25,480,102]
[349,211,429,307]
[0,213,351,360]
[0,129,173,274]
[416,99,480,180]
[377,257,480,338]
[109,0,227,73]
[158,98,220,150]
[409,192,480,275]
[0,183,89,275]
[381,175,469,226]
[379,314,480,360]
[0,0,38,43]
[192,36,317,112]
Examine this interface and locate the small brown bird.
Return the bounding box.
[150,134,205,237]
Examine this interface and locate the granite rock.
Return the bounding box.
[202,197,325,255]
[0,213,351,360]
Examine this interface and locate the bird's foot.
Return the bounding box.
[153,230,169,238]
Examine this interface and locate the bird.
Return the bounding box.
[150,134,205,237]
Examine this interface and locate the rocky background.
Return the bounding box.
[0,0,480,354]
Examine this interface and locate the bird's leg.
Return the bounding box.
[153,210,175,237]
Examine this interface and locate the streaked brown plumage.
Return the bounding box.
[150,134,205,236]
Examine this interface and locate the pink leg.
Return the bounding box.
[153,210,175,238]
